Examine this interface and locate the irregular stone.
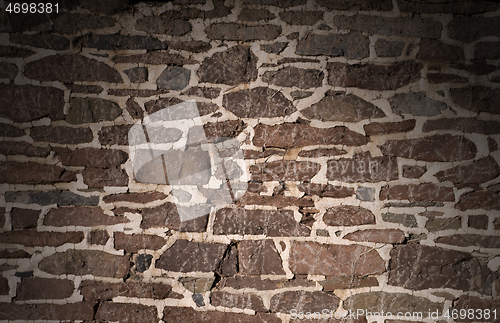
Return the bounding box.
[451,63,498,75]
[382,213,417,227]
[135,254,153,273]
[183,87,220,99]
[95,302,158,323]
[448,17,500,42]
[114,51,197,65]
[206,23,282,41]
[239,9,275,21]
[211,291,266,312]
[156,240,232,273]
[244,149,286,159]
[67,97,122,124]
[436,234,500,248]
[298,148,347,157]
[427,73,468,84]
[25,55,122,83]
[475,41,500,60]
[364,120,416,136]
[144,97,217,116]
[163,306,281,323]
[280,11,323,25]
[140,202,208,232]
[344,292,441,314]
[380,184,454,202]
[65,84,103,94]
[425,217,462,232]
[99,124,133,146]
[0,45,35,57]
[402,165,427,179]
[298,183,354,198]
[74,33,166,50]
[198,46,257,86]
[108,89,169,97]
[17,277,74,300]
[0,62,17,80]
[44,206,129,227]
[79,0,129,14]
[0,277,8,294]
[180,277,215,293]
[0,161,76,184]
[454,295,500,322]
[136,16,191,36]
[0,230,83,247]
[0,123,24,137]
[290,91,313,100]
[124,67,148,83]
[320,276,379,291]
[332,15,442,38]
[327,152,398,183]
[218,276,315,290]
[10,208,39,229]
[469,214,488,230]
[356,187,376,201]
[10,33,69,50]
[399,0,498,14]
[390,92,447,117]
[296,33,369,59]
[270,290,339,314]
[250,160,320,182]
[203,120,246,139]
[0,84,64,122]
[213,208,310,236]
[169,41,212,53]
[324,205,375,226]
[316,0,392,10]
[289,241,385,275]
[435,156,500,185]
[262,67,323,89]
[31,126,93,144]
[82,167,129,188]
[88,230,109,245]
[375,39,405,57]
[54,13,115,34]
[379,134,477,162]
[56,148,128,168]
[328,61,422,90]
[254,124,368,148]
[423,118,500,134]
[417,39,464,62]
[157,66,190,90]
[239,240,285,275]
[0,302,95,321]
[450,86,500,115]
[81,280,182,300]
[389,244,494,293]
[261,42,288,54]
[114,232,166,253]
[224,87,294,118]
[0,141,50,157]
[103,192,167,204]
[344,229,405,243]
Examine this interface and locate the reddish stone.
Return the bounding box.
[298,183,354,198]
[81,280,182,300]
[436,234,500,248]
[17,277,74,300]
[320,276,379,291]
[323,205,375,226]
[213,208,310,236]
[0,230,83,247]
[270,290,339,313]
[114,232,166,252]
[239,240,285,275]
[451,86,500,115]
[31,126,94,144]
[328,61,422,90]
[289,241,385,276]
[298,148,347,157]
[44,206,129,227]
[250,160,320,182]
[114,51,197,65]
[55,148,128,168]
[10,208,39,229]
[423,118,500,134]
[218,276,315,290]
[364,120,416,136]
[0,277,8,295]
[211,291,266,312]
[456,190,500,211]
[344,229,405,244]
[145,97,217,116]
[263,67,323,89]
[140,203,207,232]
[25,55,122,83]
[82,167,129,188]
[0,250,30,258]
[327,152,398,183]
[0,302,95,321]
[0,161,76,184]
[98,124,133,146]
[402,165,427,178]
[95,302,158,323]
[104,192,167,204]
[0,84,64,122]
[254,124,368,148]
[38,250,130,278]
[163,306,281,323]
[0,124,25,137]
[183,86,220,99]
[88,230,109,245]
[380,184,454,201]
[236,193,314,208]
[0,141,50,157]
[203,120,246,138]
[417,39,464,62]
[244,149,286,159]
[435,156,500,186]
[223,87,295,118]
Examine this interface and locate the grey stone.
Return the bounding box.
[156,67,190,90]
[390,92,447,117]
[356,187,376,201]
[0,62,17,80]
[262,67,323,89]
[193,294,205,307]
[296,33,369,59]
[261,42,288,54]
[10,33,70,50]
[239,9,276,21]
[136,16,191,36]
[206,23,282,41]
[179,277,215,294]
[375,39,405,57]
[124,67,148,83]
[425,217,462,232]
[135,254,153,273]
[290,91,313,100]
[54,13,116,34]
[5,191,99,206]
[74,34,166,51]
[223,87,295,118]
[67,98,122,124]
[279,11,323,25]
[448,17,500,42]
[382,213,417,227]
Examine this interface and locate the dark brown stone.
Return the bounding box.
[163,306,281,323]
[114,232,166,253]
[451,86,500,115]
[213,208,310,236]
[67,97,122,124]
[65,84,103,94]
[140,203,208,232]
[454,295,500,322]
[0,141,50,157]
[126,98,144,119]
[98,124,133,146]
[0,45,35,57]
[218,276,315,290]
[82,167,129,188]
[0,230,83,247]
[402,165,426,179]
[25,55,122,83]
[88,230,109,245]
[263,67,323,89]
[183,87,220,99]
[475,41,500,60]
[436,234,500,248]
[344,229,405,244]
[327,152,398,183]
[108,89,170,97]
[380,184,454,201]
[244,149,286,159]
[239,240,285,275]
[54,13,115,34]
[364,120,416,136]
[344,292,441,314]
[261,42,288,54]
[489,138,498,152]
[144,97,217,116]
[254,124,368,148]
[323,205,375,226]
[0,123,24,137]
[17,277,74,300]
[0,84,64,122]
[10,33,69,50]
[250,160,320,181]
[375,39,405,57]
[39,250,130,278]
[95,302,159,323]
[435,156,500,185]
[379,134,477,162]
[417,39,464,62]
[211,291,266,312]
[469,214,489,230]
[457,190,500,211]
[389,244,494,293]
[79,0,130,14]
[56,148,128,168]
[0,302,95,321]
[296,33,370,59]
[74,33,166,51]
[298,148,347,157]
[136,16,191,36]
[328,61,422,91]
[298,183,354,198]
[0,250,30,258]
[427,73,468,83]
[289,241,385,276]
[11,208,39,229]
[203,120,246,138]
[0,277,8,295]
[399,0,497,14]
[169,41,212,53]
[270,290,339,313]
[114,51,197,65]
[495,218,500,230]
[223,87,295,118]
[0,62,17,80]
[31,126,94,144]
[316,0,392,11]
[81,280,182,301]
[280,11,323,25]
[206,23,282,41]
[104,192,168,204]
[237,193,314,208]
[239,9,275,21]
[303,92,385,122]
[320,276,379,291]
[448,17,500,42]
[44,206,129,227]
[0,161,76,184]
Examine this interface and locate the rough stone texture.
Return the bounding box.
[448,17,500,42]
[25,55,122,83]
[65,84,103,94]
[296,33,369,59]
[82,167,129,188]
[427,73,468,84]
[344,229,405,243]
[317,0,392,11]
[104,192,167,204]
[10,33,70,50]
[469,214,488,230]
[435,156,500,186]
[344,292,441,314]
[54,13,116,34]
[0,62,18,80]
[399,0,498,14]
[183,87,220,99]
[254,124,368,148]
[261,42,288,54]
[417,39,464,62]
[457,190,500,211]
[114,51,197,65]
[328,62,422,90]
[74,34,166,51]
[356,187,376,201]
[163,307,281,323]
[140,202,208,232]
[206,23,282,41]
[0,161,76,184]
[262,67,323,89]
[99,124,134,146]
[320,276,379,291]
[475,41,500,60]
[364,120,416,136]
[324,205,375,226]
[44,206,129,227]
[425,217,461,232]
[380,184,454,202]
[298,183,354,198]
[0,230,83,247]
[390,92,447,117]
[218,276,315,290]
[67,98,122,124]
[270,291,339,313]
[55,148,128,168]
[211,291,266,312]
[224,87,295,118]
[454,296,500,322]
[95,302,159,323]
[327,152,398,183]
[10,208,39,229]
[0,141,51,157]
[88,230,109,245]
[157,66,190,90]
[250,160,320,182]
[239,240,285,275]
[17,278,74,300]
[379,134,477,162]
[0,45,35,57]
[375,39,405,57]
[289,241,385,276]
[423,118,500,134]
[114,232,166,252]
[216,207,310,236]
[450,86,500,115]
[436,234,500,248]
[0,303,95,321]
[279,11,323,25]
[31,126,94,144]
[382,213,417,227]
[136,16,191,36]
[239,9,275,21]
[124,67,148,83]
[0,123,25,137]
[81,280,182,300]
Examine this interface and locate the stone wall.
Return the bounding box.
[1,0,500,322]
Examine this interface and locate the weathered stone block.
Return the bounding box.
[344,229,405,244]
[375,39,405,57]
[224,87,294,118]
[95,303,159,323]
[296,33,369,59]
[327,152,398,183]
[17,277,74,300]
[136,16,191,36]
[380,184,454,202]
[279,11,323,25]
[56,148,128,168]
[250,160,320,182]
[10,208,39,229]
[239,240,285,275]
[389,92,447,117]
[0,230,83,247]
[54,13,115,34]
[364,120,416,136]
[451,86,500,115]
[435,156,500,185]
[422,118,500,134]
[67,97,122,124]
[114,232,166,252]
[81,280,182,300]
[0,141,50,157]
[157,66,190,90]
[44,206,129,227]
[344,291,441,314]
[211,291,266,312]
[262,67,323,89]
[323,205,375,226]
[270,290,339,313]
[436,234,500,248]
[0,161,76,184]
[10,33,69,50]
[206,23,282,41]
[448,17,500,42]
[31,126,94,144]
